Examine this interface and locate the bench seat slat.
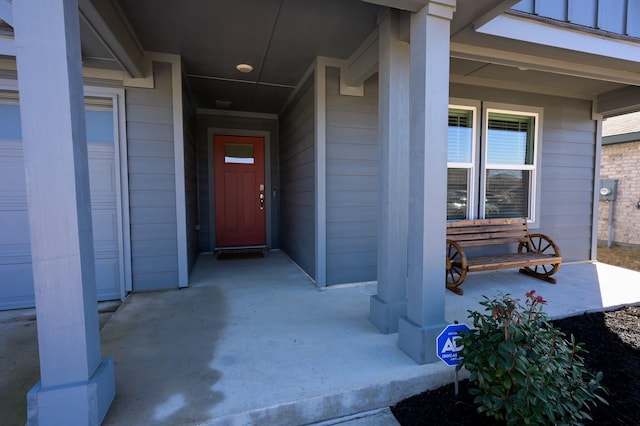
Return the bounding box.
[453,237,529,247]
[466,252,562,272]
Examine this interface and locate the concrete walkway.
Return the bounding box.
[2,250,640,425]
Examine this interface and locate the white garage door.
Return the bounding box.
[0,96,123,310]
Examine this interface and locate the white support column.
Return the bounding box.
[14,1,115,424]
[398,0,456,364]
[370,10,410,334]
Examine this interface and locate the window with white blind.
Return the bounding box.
[447,105,476,220]
[447,101,542,224]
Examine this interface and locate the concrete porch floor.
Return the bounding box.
[2,250,640,425]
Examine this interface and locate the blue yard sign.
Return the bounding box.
[436,323,471,366]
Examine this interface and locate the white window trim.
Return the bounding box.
[481,102,543,227]
[448,98,480,220]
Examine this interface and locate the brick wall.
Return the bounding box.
[598,140,640,246]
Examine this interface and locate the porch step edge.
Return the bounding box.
[199,362,464,426]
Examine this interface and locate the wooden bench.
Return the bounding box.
[445,218,562,295]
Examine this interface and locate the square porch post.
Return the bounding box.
[398,0,456,364]
[14,1,115,424]
[370,10,410,334]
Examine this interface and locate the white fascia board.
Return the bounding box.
[359,0,428,13]
[449,74,594,100]
[476,14,640,63]
[450,42,640,86]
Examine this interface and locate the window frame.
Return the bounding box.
[447,98,480,221]
[447,100,543,227]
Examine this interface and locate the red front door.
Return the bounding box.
[214,135,266,247]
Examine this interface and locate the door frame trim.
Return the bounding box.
[85,85,131,298]
[207,128,271,251]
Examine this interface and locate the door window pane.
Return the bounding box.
[485,169,530,218]
[225,143,254,164]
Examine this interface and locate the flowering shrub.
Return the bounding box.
[458,291,607,425]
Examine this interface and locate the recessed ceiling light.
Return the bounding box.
[236,63,254,73]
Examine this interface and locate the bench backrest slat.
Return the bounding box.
[447,218,530,247]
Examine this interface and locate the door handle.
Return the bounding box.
[259,184,265,210]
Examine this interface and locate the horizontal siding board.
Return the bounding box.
[327,206,377,223]
[325,111,377,129]
[128,173,176,191]
[132,255,178,273]
[327,175,376,191]
[327,266,375,285]
[541,153,593,167]
[541,177,593,192]
[131,271,179,291]
[326,94,378,114]
[131,223,178,241]
[126,89,173,107]
[326,251,376,268]
[129,207,177,224]
[326,159,377,176]
[128,190,177,208]
[126,122,174,142]
[326,142,377,160]
[543,213,593,228]
[541,191,593,204]
[541,166,593,179]
[326,221,377,239]
[541,139,595,156]
[128,157,175,174]
[131,239,178,257]
[542,129,595,146]
[127,139,175,158]
[326,127,378,145]
[327,190,376,207]
[327,236,377,253]
[126,104,173,125]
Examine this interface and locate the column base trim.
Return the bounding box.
[369,295,407,334]
[398,317,449,364]
[27,356,115,425]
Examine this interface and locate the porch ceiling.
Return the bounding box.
[114,0,382,114]
[75,0,635,114]
[91,0,512,114]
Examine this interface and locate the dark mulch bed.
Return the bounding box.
[392,305,640,425]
